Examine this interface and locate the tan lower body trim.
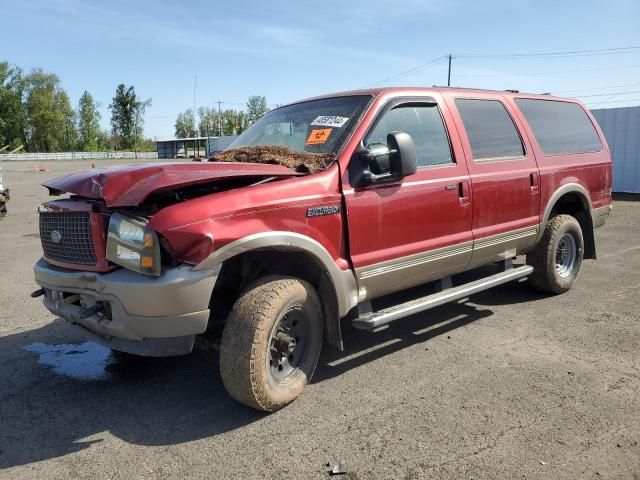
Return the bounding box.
[355,225,539,300]
[355,241,473,300]
[467,226,538,269]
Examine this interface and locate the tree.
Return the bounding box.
[77,91,101,151]
[57,90,77,151]
[235,111,249,134]
[0,62,27,150]
[174,109,197,138]
[246,95,268,124]
[198,107,221,137]
[24,69,77,152]
[109,84,151,150]
[221,109,250,135]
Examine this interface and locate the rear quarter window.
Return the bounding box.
[454,99,525,161]
[514,98,602,155]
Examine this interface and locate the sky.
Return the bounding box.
[2,0,639,139]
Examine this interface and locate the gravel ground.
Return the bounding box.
[0,160,639,479]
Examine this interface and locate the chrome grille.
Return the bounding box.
[39,212,97,265]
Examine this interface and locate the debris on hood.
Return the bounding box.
[210,145,336,174]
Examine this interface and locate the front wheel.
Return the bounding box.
[527,214,584,294]
[219,275,323,411]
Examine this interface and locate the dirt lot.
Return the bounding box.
[0,159,639,479]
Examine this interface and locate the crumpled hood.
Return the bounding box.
[43,162,301,207]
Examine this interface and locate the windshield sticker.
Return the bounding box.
[311,116,349,128]
[305,128,332,145]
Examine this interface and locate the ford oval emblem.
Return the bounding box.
[50,230,62,244]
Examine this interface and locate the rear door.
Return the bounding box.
[445,93,541,268]
[343,96,473,300]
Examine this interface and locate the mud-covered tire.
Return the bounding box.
[219,275,323,411]
[527,214,584,294]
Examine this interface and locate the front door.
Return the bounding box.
[343,96,473,300]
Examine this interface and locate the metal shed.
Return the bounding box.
[156,137,208,159]
[207,135,239,155]
[591,106,640,193]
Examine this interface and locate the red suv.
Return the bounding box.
[34,87,612,411]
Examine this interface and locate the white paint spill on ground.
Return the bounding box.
[23,341,112,380]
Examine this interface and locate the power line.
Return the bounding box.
[587,97,640,105]
[589,81,640,106]
[454,63,640,79]
[552,83,640,94]
[360,46,640,90]
[455,46,640,59]
[360,55,448,88]
[575,90,640,99]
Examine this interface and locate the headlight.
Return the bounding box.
[106,213,162,276]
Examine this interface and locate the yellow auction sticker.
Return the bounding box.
[305,128,332,145]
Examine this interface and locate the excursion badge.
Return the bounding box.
[306,205,341,217]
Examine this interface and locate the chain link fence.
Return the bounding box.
[0,151,158,161]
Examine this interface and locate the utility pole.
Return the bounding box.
[193,75,197,136]
[217,101,223,136]
[133,115,137,158]
[447,54,452,87]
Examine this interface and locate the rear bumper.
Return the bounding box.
[593,204,612,229]
[34,259,219,356]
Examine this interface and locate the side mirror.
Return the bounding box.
[350,131,418,188]
[387,131,417,178]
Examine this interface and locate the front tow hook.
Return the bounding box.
[78,305,102,320]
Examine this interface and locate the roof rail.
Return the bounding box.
[432,85,525,94]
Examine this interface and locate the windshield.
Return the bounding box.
[228,95,371,155]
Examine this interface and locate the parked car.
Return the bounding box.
[33,87,612,411]
[0,167,9,218]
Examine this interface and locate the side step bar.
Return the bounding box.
[352,264,533,332]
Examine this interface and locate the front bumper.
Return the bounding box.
[34,259,219,356]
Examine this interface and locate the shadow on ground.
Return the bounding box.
[0,280,543,469]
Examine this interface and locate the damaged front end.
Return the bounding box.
[33,161,306,355]
[38,161,304,273]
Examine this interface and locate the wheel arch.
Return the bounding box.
[539,183,596,259]
[194,232,359,350]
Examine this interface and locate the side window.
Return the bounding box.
[514,98,602,155]
[366,103,454,169]
[455,99,525,161]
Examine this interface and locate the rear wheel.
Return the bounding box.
[219,275,323,411]
[527,214,584,294]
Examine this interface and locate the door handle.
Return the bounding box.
[530,172,539,194]
[458,181,470,206]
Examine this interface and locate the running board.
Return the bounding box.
[352,265,533,332]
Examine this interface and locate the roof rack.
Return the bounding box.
[432,85,524,94]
